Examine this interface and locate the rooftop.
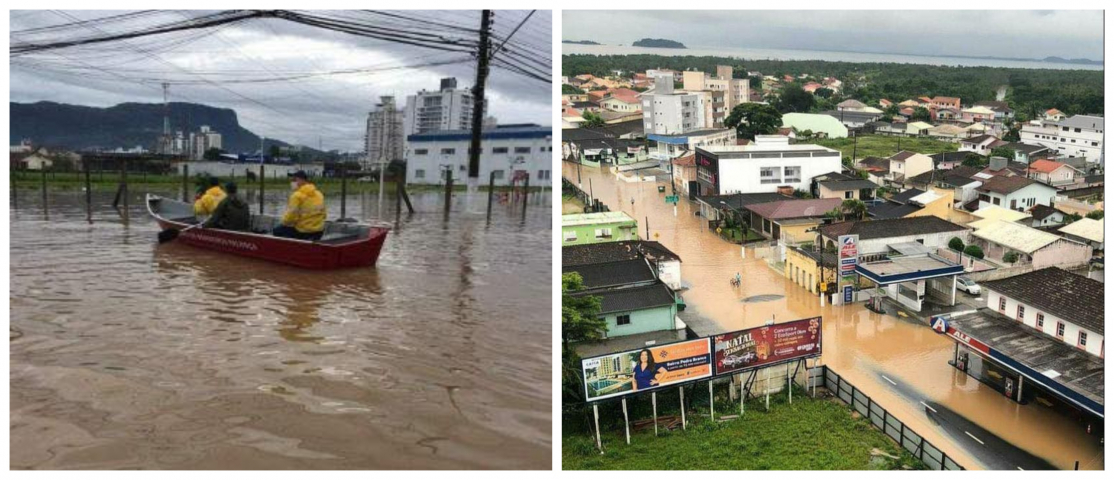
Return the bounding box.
[972,204,1031,223]
[1058,218,1104,244]
[570,282,677,315]
[744,198,842,220]
[696,192,791,210]
[856,254,963,285]
[562,240,681,267]
[408,123,551,142]
[562,259,656,289]
[976,175,1042,195]
[948,309,1103,411]
[819,179,879,191]
[979,267,1103,334]
[562,211,637,227]
[970,220,1065,254]
[1027,159,1073,174]
[1028,204,1063,221]
[820,216,968,241]
[1048,114,1104,131]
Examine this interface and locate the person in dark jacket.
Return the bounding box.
[202,182,251,231]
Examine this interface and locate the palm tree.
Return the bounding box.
[841,199,868,221]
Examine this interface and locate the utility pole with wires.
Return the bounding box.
[466,10,492,204]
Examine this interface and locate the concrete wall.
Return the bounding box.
[784,248,836,295]
[986,290,1103,357]
[603,304,678,338]
[1031,240,1093,269]
[175,161,319,179]
[407,135,552,186]
[656,259,682,291]
[718,155,841,195]
[562,223,639,245]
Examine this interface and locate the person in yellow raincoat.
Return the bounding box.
[194,176,226,217]
[273,170,326,241]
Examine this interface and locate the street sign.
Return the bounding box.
[665,195,679,204]
[931,315,949,334]
[843,285,853,303]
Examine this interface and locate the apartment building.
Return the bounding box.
[641,73,706,135]
[1020,114,1103,162]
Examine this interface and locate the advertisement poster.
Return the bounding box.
[837,234,859,286]
[581,338,712,402]
[712,317,823,376]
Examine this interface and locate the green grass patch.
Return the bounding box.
[812,135,957,161]
[563,389,926,470]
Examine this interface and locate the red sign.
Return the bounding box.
[712,317,822,376]
[947,327,990,354]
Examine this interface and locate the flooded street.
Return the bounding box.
[10,187,552,469]
[563,163,1103,470]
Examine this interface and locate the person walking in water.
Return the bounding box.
[273,170,326,241]
[735,272,742,287]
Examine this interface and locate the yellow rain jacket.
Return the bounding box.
[282,183,326,233]
[194,186,227,216]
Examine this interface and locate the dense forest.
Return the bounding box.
[562,54,1104,117]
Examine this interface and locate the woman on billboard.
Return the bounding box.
[631,349,667,391]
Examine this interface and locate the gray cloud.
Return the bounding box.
[10,10,552,151]
[563,10,1102,61]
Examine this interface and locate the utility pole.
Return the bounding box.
[466,10,493,198]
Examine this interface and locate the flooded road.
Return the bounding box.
[10,187,552,469]
[563,164,1103,470]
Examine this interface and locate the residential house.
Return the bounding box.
[837,99,868,111]
[599,91,642,113]
[930,151,972,170]
[693,136,841,196]
[1027,204,1066,228]
[969,220,1091,268]
[898,99,920,108]
[857,156,892,185]
[802,82,823,93]
[670,153,698,197]
[564,259,681,339]
[928,124,968,141]
[563,240,683,290]
[814,172,877,200]
[823,110,882,129]
[973,101,1014,121]
[970,204,1031,225]
[960,134,1007,155]
[1058,218,1104,252]
[885,151,935,186]
[935,106,961,122]
[781,113,849,139]
[926,96,961,110]
[647,128,736,163]
[980,267,1103,357]
[1042,108,1065,122]
[871,121,908,136]
[1026,159,1081,187]
[1020,114,1104,162]
[975,175,1058,211]
[742,198,843,243]
[879,99,893,109]
[695,192,791,224]
[906,121,933,136]
[960,106,997,125]
[1001,142,1052,164]
[903,165,982,210]
[562,212,639,245]
[868,187,953,221]
[784,246,839,296]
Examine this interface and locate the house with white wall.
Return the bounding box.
[969,220,1092,268]
[693,136,840,196]
[959,134,1006,155]
[975,176,1058,212]
[1020,114,1104,162]
[1025,159,1080,187]
[981,267,1103,358]
[886,151,934,185]
[406,124,552,186]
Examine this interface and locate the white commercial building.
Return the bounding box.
[981,267,1104,358]
[365,95,404,168]
[405,124,552,186]
[693,135,840,196]
[1020,114,1103,162]
[641,73,706,135]
[682,66,750,128]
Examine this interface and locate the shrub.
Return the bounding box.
[948,237,965,252]
[1003,251,1019,264]
[963,245,984,259]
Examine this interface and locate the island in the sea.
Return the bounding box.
[562,40,601,45]
[632,38,687,49]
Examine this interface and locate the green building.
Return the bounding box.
[561,211,639,245]
[564,258,680,339]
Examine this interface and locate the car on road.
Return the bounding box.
[957,276,980,295]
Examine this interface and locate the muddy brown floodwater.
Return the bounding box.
[563,163,1102,470]
[10,188,552,469]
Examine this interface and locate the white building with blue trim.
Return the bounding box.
[405,124,553,186]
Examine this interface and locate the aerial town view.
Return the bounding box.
[9,9,553,469]
[561,10,1104,470]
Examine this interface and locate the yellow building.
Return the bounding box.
[784,246,838,295]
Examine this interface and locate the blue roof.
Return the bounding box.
[408,124,552,142]
[647,133,691,145]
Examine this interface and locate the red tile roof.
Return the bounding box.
[1026,159,1069,174]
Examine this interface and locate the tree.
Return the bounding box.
[269,144,281,159]
[1065,212,1083,223]
[911,107,931,122]
[962,153,987,168]
[203,147,223,161]
[990,146,1016,160]
[799,129,814,140]
[581,111,605,128]
[562,84,584,95]
[815,87,834,99]
[725,103,782,140]
[748,75,762,90]
[963,245,984,259]
[1003,251,1020,264]
[776,84,815,113]
[1003,125,1021,142]
[1086,210,1104,220]
[561,273,605,406]
[949,237,965,252]
[841,199,868,220]
[884,104,900,116]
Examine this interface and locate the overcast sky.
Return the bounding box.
[564,10,1103,61]
[10,10,552,151]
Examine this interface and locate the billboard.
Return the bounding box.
[712,317,823,376]
[581,338,712,402]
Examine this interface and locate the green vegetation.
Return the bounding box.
[725,103,782,140]
[1002,251,1020,264]
[963,245,985,259]
[563,84,585,95]
[811,135,957,161]
[841,199,868,221]
[776,84,816,113]
[990,146,1016,159]
[563,390,926,470]
[563,54,1104,116]
[562,273,605,412]
[949,237,965,252]
[1086,210,1104,220]
[581,111,606,128]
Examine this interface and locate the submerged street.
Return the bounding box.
[563,162,1103,470]
[10,188,552,469]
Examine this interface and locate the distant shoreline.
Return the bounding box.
[562,40,601,45]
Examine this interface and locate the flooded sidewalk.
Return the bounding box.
[562,163,1102,470]
[10,189,552,469]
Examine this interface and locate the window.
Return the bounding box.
[414,149,429,155]
[992,197,1000,206]
[492,170,505,180]
[1079,331,1087,348]
[1017,305,1025,320]
[1036,313,1044,328]
[415,169,426,179]
[538,170,551,180]
[784,166,802,183]
[760,166,781,184]
[493,147,509,154]
[514,147,531,154]
[594,228,613,239]
[441,148,456,155]
[616,314,631,326]
[998,297,1007,312]
[1056,322,1065,338]
[468,147,483,155]
[564,230,577,242]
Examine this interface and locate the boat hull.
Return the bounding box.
[149,196,388,269]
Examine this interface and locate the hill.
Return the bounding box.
[632,38,686,49]
[563,40,601,45]
[9,101,307,154]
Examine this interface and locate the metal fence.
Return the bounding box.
[810,366,964,471]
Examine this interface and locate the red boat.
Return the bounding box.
[147,194,389,269]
